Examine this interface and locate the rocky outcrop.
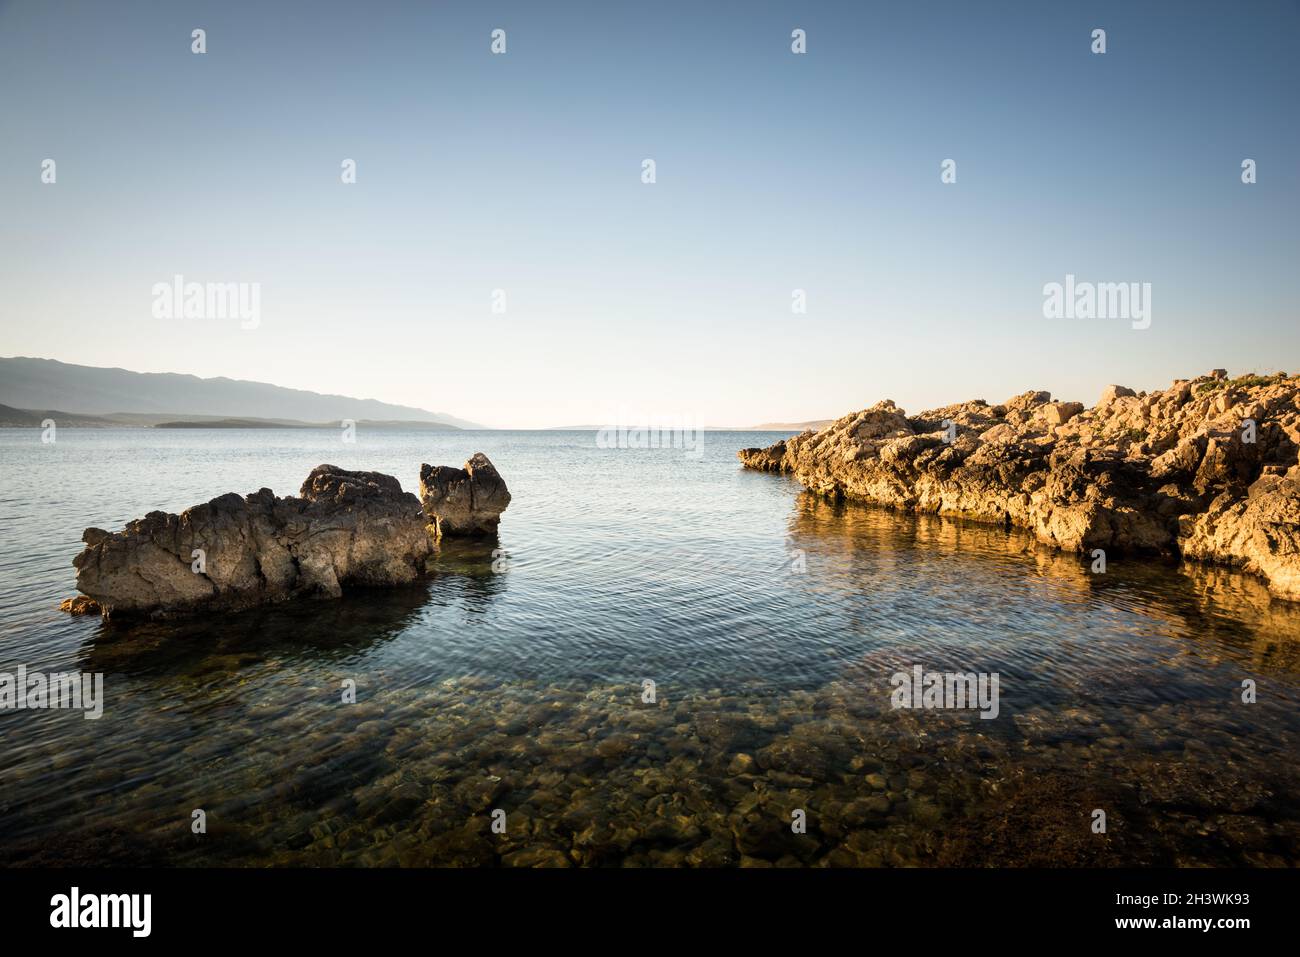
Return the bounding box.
[58,595,102,615]
[740,439,789,473]
[1179,471,1300,600]
[72,465,433,620]
[419,453,511,538]
[740,372,1300,601]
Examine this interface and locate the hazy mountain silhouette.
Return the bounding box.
[0,357,484,428]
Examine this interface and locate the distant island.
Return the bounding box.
[742,420,833,432]
[0,356,483,429]
[152,417,460,431]
[0,403,463,430]
[0,357,829,433]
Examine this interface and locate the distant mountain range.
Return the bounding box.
[0,357,827,432]
[0,357,484,429]
[0,404,465,430]
[741,420,832,432]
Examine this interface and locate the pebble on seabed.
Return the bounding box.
[5,673,1299,868]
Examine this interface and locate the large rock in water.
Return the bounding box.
[419,452,511,538]
[739,372,1300,601]
[72,465,432,620]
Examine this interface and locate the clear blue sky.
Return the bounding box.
[1,0,1296,427]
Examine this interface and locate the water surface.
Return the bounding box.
[2,428,1298,866]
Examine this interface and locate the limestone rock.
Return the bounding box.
[58,595,102,615]
[71,465,432,620]
[1179,469,1300,601]
[737,372,1300,600]
[1004,390,1052,413]
[738,439,789,473]
[1099,384,1136,406]
[1043,402,1084,426]
[419,452,511,538]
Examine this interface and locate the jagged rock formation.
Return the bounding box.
[740,372,1300,601]
[419,453,511,538]
[66,454,514,620]
[71,465,433,620]
[58,595,102,615]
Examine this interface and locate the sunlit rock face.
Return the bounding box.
[72,465,432,619]
[741,372,1300,601]
[419,452,511,539]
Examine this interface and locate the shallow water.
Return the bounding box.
[1,428,1298,866]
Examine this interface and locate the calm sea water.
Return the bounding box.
[2,428,1299,867]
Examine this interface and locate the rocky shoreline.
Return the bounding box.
[67,454,510,620]
[740,371,1300,601]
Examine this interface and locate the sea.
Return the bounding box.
[1,427,1298,866]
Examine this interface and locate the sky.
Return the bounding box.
[1,0,1297,428]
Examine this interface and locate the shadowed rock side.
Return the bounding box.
[740,371,1300,601]
[71,466,433,620]
[419,452,511,538]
